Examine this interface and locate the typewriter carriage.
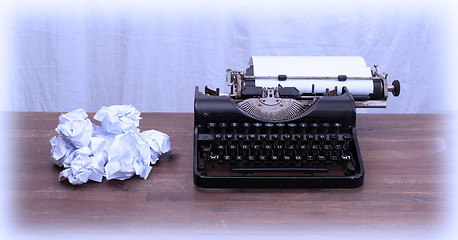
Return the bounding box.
[224,64,399,107]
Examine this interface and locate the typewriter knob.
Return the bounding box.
[390,80,400,97]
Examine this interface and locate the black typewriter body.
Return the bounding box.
[193,57,400,188]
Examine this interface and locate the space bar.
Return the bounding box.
[231,167,329,173]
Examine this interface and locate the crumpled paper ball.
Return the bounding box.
[49,105,171,185]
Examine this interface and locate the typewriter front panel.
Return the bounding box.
[193,87,364,188]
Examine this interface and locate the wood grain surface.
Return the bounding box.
[3,112,453,237]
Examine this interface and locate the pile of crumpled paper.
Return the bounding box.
[49,105,171,185]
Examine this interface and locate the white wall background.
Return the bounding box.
[3,0,456,113]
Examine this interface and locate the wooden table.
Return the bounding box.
[3,113,454,238]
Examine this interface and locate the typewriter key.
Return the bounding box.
[299,123,308,134]
[265,123,274,134]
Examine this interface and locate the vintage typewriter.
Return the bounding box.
[194,56,400,188]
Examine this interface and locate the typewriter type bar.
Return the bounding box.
[193,56,400,188]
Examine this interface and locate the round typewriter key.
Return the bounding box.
[242,123,251,133]
[265,123,274,133]
[276,123,285,134]
[321,123,330,134]
[311,123,320,133]
[241,145,249,156]
[343,135,351,147]
[333,145,343,150]
[207,123,216,133]
[230,122,239,133]
[299,123,308,133]
[287,145,296,150]
[219,123,227,134]
[333,122,342,133]
[237,134,246,140]
[287,123,297,134]
[209,155,219,161]
[293,134,303,140]
[254,123,262,133]
[259,134,268,140]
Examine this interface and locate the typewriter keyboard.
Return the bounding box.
[196,122,358,177]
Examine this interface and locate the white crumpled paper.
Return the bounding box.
[49,105,171,185]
